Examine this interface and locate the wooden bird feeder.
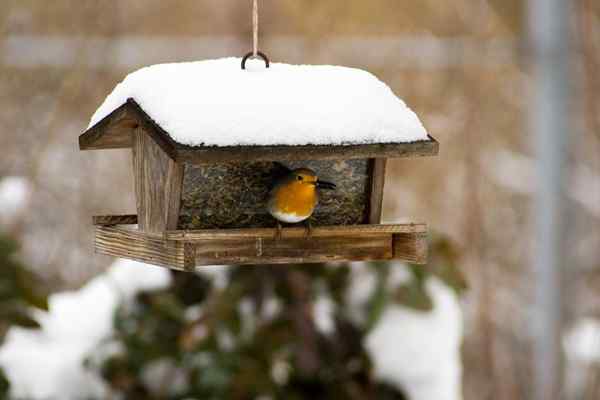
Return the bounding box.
[80,65,438,271]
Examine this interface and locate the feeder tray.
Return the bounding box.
[80,98,438,270]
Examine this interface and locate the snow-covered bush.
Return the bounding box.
[0,236,465,400]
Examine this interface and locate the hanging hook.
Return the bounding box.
[242,0,269,70]
[241,51,270,70]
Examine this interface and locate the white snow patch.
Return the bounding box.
[0,176,31,223]
[313,296,335,335]
[89,58,428,147]
[194,264,231,290]
[564,317,600,364]
[0,259,171,400]
[365,277,463,400]
[345,262,412,325]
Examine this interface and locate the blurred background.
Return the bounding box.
[0,1,598,399]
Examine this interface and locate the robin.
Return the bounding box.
[267,166,336,239]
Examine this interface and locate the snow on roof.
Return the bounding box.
[88,58,429,147]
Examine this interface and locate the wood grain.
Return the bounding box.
[165,223,427,241]
[132,127,184,234]
[93,215,138,226]
[175,138,438,164]
[95,226,185,270]
[78,103,136,150]
[392,232,428,264]
[194,235,392,266]
[93,225,428,269]
[366,158,387,224]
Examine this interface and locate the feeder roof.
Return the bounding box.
[80,58,438,163]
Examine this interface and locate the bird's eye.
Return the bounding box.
[297,175,303,181]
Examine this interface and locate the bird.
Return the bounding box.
[267,165,336,239]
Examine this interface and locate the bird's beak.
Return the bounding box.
[316,180,336,190]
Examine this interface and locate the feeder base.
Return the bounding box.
[93,216,428,271]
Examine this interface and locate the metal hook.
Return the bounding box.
[241,51,270,70]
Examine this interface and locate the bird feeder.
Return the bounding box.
[79,59,438,271]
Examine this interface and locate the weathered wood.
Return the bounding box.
[392,232,428,264]
[194,235,393,266]
[366,158,387,224]
[183,242,196,271]
[93,225,428,268]
[165,223,427,241]
[80,99,439,163]
[95,226,185,270]
[175,139,438,165]
[132,127,184,234]
[93,215,138,226]
[80,99,179,159]
[78,103,136,150]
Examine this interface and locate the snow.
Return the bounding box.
[313,295,336,335]
[345,261,412,325]
[89,58,429,147]
[0,259,171,400]
[563,318,600,398]
[364,277,463,400]
[0,176,30,223]
[563,317,600,364]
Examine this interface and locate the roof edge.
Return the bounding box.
[78,98,177,160]
[79,99,438,163]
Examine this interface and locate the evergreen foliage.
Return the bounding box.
[0,233,50,397]
[89,236,463,399]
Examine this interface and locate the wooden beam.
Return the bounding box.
[366,158,387,224]
[175,137,438,164]
[392,232,428,264]
[164,223,427,241]
[93,224,427,268]
[93,214,138,226]
[95,226,186,270]
[132,127,184,234]
[194,235,393,266]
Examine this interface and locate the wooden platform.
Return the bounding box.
[93,216,428,271]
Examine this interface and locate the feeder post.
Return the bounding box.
[131,126,184,233]
[366,158,387,224]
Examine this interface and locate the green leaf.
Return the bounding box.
[5,311,41,329]
[431,262,468,295]
[0,367,10,396]
[364,263,390,331]
[394,280,434,312]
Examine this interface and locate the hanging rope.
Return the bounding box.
[253,0,258,57]
[242,0,269,69]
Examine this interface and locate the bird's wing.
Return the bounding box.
[268,162,293,190]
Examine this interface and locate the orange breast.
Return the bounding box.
[274,182,317,217]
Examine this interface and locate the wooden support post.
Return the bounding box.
[132,127,184,233]
[366,158,387,224]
